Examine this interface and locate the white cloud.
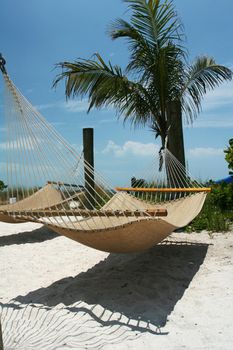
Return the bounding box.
[182,79,233,128]
[35,99,89,113]
[50,121,66,127]
[62,99,114,114]
[62,99,89,113]
[99,118,116,124]
[201,80,233,112]
[185,116,233,128]
[102,140,159,157]
[35,97,115,115]
[0,136,43,151]
[188,147,223,157]
[35,102,59,111]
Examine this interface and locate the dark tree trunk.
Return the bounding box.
[166,101,186,188]
[0,317,3,350]
[166,100,185,168]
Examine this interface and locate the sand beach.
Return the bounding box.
[0,222,233,349]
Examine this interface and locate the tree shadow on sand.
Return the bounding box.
[0,226,58,247]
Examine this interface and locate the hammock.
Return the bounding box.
[0,183,63,223]
[0,182,85,223]
[0,69,210,253]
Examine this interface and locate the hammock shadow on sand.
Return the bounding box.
[7,240,209,348]
[0,226,58,247]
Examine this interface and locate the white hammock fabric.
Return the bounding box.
[0,71,210,253]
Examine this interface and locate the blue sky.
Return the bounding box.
[0,0,233,185]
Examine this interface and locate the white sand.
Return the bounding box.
[0,222,233,349]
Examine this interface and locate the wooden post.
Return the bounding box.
[0,316,3,350]
[83,128,95,209]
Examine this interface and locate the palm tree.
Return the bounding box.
[54,0,232,169]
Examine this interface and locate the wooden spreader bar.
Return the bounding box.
[115,187,211,193]
[3,208,167,218]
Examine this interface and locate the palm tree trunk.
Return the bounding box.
[167,100,185,166]
[166,100,186,187]
[0,317,3,350]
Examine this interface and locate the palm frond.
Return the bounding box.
[53,54,122,100]
[121,0,184,47]
[108,0,186,81]
[108,18,154,77]
[182,56,232,122]
[53,54,157,128]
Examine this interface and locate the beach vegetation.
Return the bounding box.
[224,138,233,175]
[0,180,7,192]
[0,186,39,204]
[186,182,233,232]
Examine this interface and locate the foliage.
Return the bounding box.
[210,182,233,210]
[54,0,232,150]
[186,183,233,232]
[224,138,233,175]
[0,180,7,192]
[0,186,38,204]
[94,185,113,209]
[0,180,7,204]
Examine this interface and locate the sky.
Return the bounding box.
[0,0,233,186]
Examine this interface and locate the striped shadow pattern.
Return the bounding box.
[0,301,161,350]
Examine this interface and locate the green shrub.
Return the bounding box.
[186,182,232,232]
[0,180,7,192]
[224,138,233,175]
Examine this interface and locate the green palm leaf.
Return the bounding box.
[182,56,232,122]
[54,54,156,127]
[121,0,183,47]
